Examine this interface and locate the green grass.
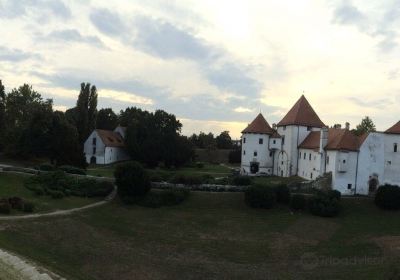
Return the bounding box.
[0,173,101,214]
[0,191,399,279]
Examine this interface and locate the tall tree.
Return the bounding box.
[355,116,376,135]
[76,83,97,143]
[96,108,118,130]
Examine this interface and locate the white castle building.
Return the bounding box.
[241,95,400,195]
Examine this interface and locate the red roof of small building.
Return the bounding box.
[242,113,275,135]
[277,95,325,128]
[298,128,367,152]
[96,129,125,147]
[385,121,400,134]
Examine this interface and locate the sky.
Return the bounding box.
[0,0,399,139]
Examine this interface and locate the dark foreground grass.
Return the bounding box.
[0,192,399,279]
[0,173,101,214]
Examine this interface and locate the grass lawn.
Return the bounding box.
[0,173,101,214]
[87,162,233,179]
[0,192,399,279]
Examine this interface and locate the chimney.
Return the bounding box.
[333,124,341,129]
[319,126,329,153]
[345,122,350,130]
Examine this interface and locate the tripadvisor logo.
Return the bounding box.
[300,252,383,270]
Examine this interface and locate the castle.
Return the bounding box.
[240,95,400,195]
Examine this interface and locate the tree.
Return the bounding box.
[355,116,376,135]
[216,131,232,149]
[96,108,118,130]
[48,111,86,167]
[3,84,53,156]
[75,83,97,143]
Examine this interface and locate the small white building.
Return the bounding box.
[83,125,130,165]
[241,95,400,195]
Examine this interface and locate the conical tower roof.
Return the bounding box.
[277,95,325,127]
[242,113,275,134]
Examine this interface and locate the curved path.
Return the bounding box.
[0,186,116,221]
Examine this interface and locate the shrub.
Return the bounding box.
[8,197,24,210]
[58,165,86,175]
[274,184,290,204]
[23,201,35,213]
[114,162,151,200]
[38,163,55,171]
[375,184,400,210]
[232,176,252,186]
[290,194,307,210]
[0,202,11,214]
[308,191,340,217]
[245,185,276,209]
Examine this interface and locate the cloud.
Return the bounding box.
[347,96,392,109]
[234,107,253,113]
[0,46,41,62]
[332,1,400,52]
[333,1,367,30]
[0,0,71,20]
[89,8,127,37]
[134,16,215,60]
[41,29,106,48]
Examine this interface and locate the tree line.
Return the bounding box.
[0,81,194,168]
[189,131,238,149]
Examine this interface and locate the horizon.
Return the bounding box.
[1,0,399,138]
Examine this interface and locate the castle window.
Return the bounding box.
[347,184,352,190]
[254,151,257,157]
[394,143,398,152]
[92,137,96,145]
[309,153,311,161]
[282,136,285,145]
[92,147,96,155]
[259,138,263,144]
[243,137,246,144]
[310,173,313,179]
[243,150,246,155]
[273,140,276,144]
[304,153,306,160]
[269,151,273,157]
[343,159,346,164]
[387,161,392,165]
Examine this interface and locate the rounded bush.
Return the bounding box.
[245,185,276,209]
[58,165,86,175]
[375,184,400,210]
[274,184,291,204]
[308,193,340,217]
[290,194,307,210]
[114,162,151,201]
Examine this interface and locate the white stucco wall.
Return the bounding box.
[276,125,320,176]
[84,131,106,164]
[383,134,400,185]
[104,147,130,164]
[356,133,385,195]
[298,148,322,180]
[241,133,273,175]
[327,150,358,195]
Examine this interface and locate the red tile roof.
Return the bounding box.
[299,128,367,152]
[385,121,400,134]
[96,129,125,147]
[277,95,325,128]
[242,113,275,135]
